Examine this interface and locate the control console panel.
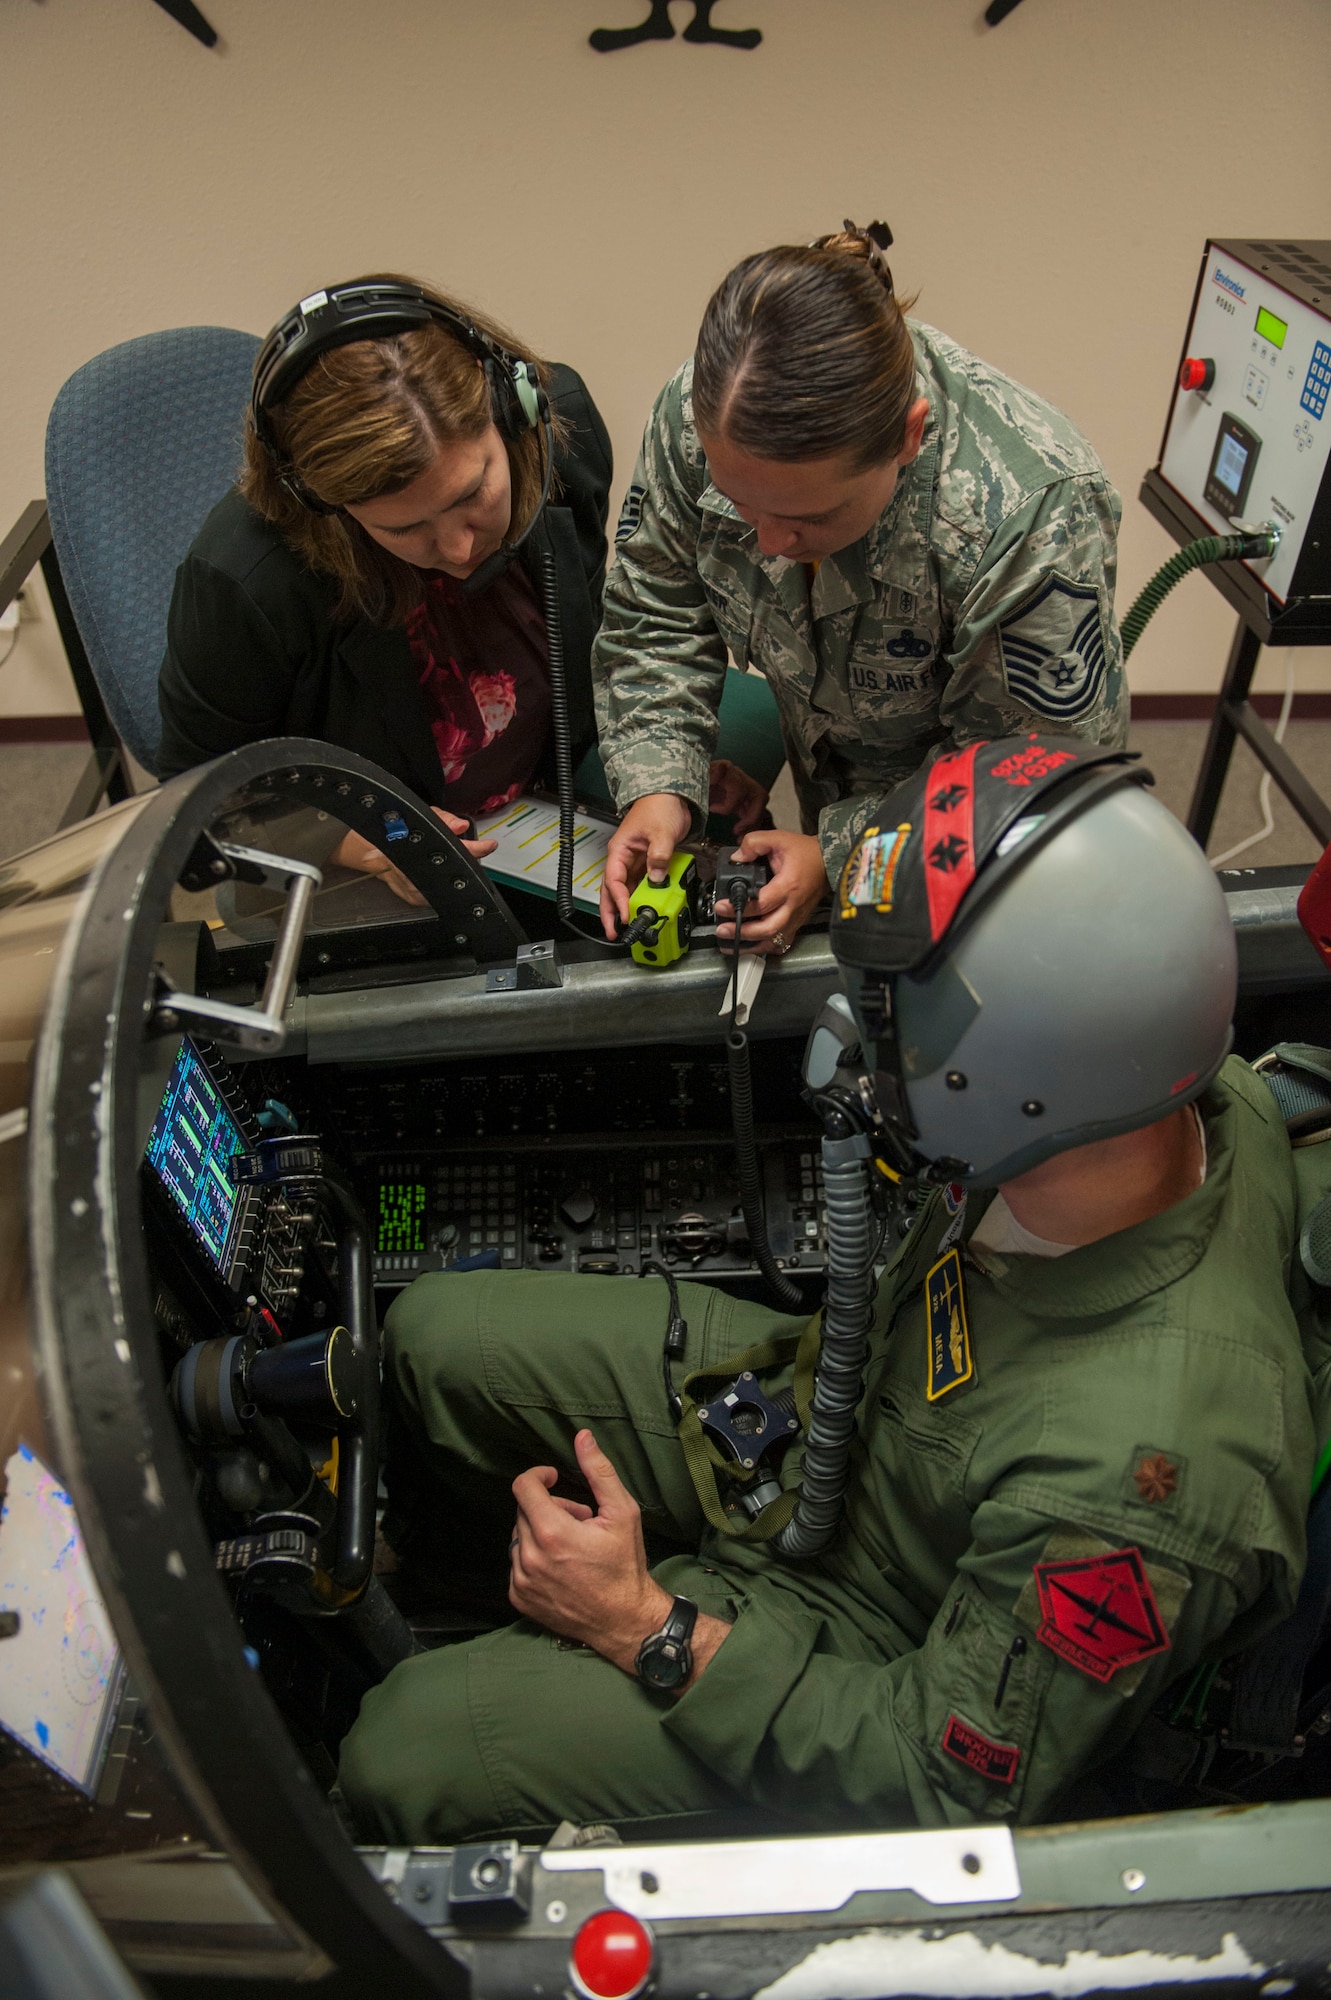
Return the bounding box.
[1158,238,1331,606]
[276,1041,859,1289]
[370,1137,827,1283]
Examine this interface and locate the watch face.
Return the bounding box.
[636,1632,691,1691]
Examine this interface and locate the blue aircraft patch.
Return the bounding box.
[999,577,1108,725]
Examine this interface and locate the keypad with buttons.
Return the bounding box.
[1301,341,1331,419]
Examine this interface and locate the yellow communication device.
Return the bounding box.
[625,853,698,967]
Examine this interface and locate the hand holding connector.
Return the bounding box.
[714,831,830,956]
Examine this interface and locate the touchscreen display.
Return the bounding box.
[1213,430,1249,498]
[144,1037,244,1275]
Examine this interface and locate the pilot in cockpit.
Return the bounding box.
[338,741,1326,1844]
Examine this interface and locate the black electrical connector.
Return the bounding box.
[641,1260,688,1422]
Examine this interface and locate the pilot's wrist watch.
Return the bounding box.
[634,1594,698,1692]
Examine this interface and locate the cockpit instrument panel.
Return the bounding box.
[144,1035,246,1281]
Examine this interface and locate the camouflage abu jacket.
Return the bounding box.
[593,325,1129,884]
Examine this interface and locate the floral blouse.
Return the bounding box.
[405,564,551,819]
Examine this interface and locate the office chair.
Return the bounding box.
[44,326,261,777]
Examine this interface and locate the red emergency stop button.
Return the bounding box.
[570,1909,654,2000]
[1179,357,1215,392]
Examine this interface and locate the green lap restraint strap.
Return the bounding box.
[677,1315,823,1542]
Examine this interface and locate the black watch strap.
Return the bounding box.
[634,1594,698,1691]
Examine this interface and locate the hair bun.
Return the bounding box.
[812,218,896,295]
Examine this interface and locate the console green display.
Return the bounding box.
[378,1180,426,1253]
[1255,304,1288,350]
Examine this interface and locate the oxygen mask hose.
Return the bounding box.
[1120,524,1279,660]
[774,1128,876,1561]
[724,878,804,1313]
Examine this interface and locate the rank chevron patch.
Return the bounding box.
[998,577,1108,725]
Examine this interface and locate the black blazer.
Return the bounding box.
[156,364,612,800]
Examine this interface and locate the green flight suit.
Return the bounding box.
[339,1060,1315,1843]
[593,325,1129,887]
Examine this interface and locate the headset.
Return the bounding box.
[250,279,553,594]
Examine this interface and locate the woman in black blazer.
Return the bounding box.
[157,276,614,899]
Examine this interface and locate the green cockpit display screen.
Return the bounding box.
[378,1180,426,1253]
[1255,305,1288,350]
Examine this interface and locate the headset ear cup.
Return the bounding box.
[513,361,547,433]
[484,355,544,439]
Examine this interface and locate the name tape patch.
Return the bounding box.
[942,1714,1020,1785]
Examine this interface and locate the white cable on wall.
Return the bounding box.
[1210,649,1298,869]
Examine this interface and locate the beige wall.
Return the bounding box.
[3,0,1330,720]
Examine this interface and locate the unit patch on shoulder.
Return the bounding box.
[838,823,912,920]
[1014,1528,1190,1692]
[616,482,647,544]
[942,1713,1020,1786]
[998,577,1109,726]
[925,1247,973,1401]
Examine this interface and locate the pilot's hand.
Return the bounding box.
[707,759,769,837]
[600,793,693,941]
[714,828,829,956]
[509,1431,662,1664]
[430,807,498,862]
[509,1431,733,1686]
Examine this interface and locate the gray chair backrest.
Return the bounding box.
[44,327,261,776]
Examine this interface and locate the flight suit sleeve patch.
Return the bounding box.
[1014,1528,1191,1696]
[997,576,1109,725]
[616,481,647,544]
[942,1713,1020,1785]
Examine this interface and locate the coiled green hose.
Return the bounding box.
[1120,527,1277,660]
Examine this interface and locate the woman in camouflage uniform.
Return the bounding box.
[596,224,1128,954]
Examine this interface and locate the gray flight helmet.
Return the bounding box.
[829,737,1237,1187]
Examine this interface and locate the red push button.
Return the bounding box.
[570,1909,654,2000]
[1179,357,1215,392]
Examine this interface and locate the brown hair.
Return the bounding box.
[692,222,919,469]
[241,274,560,625]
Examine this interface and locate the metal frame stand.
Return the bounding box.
[1186,611,1331,853]
[0,500,132,829]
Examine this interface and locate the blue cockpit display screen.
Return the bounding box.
[144,1038,244,1276]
